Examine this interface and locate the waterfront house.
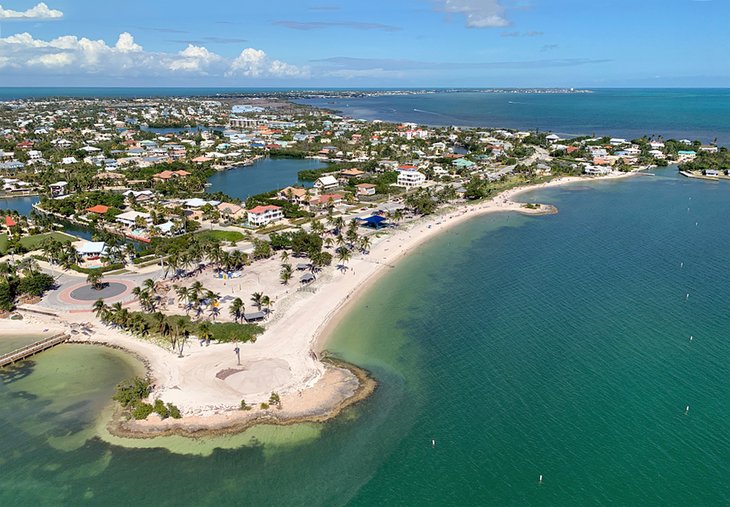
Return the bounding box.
[75,241,108,261]
[246,205,283,227]
[153,170,191,182]
[340,168,365,179]
[116,210,152,228]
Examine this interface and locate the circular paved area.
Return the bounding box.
[69,282,128,301]
[57,279,136,306]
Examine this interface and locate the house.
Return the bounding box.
[4,215,17,231]
[311,193,343,208]
[397,169,426,188]
[61,157,78,165]
[699,145,718,153]
[75,241,107,260]
[246,205,283,227]
[705,169,720,177]
[152,170,191,182]
[217,202,246,220]
[452,158,476,170]
[49,181,68,197]
[340,168,365,179]
[278,186,310,206]
[584,165,612,176]
[356,183,376,197]
[86,205,110,215]
[28,150,43,160]
[314,175,338,191]
[545,134,561,143]
[116,210,152,228]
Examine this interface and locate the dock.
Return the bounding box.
[0,333,70,368]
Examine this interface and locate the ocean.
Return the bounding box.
[297,89,730,146]
[1,168,728,505]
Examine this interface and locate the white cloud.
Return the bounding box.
[0,2,63,20]
[434,0,509,28]
[228,48,309,77]
[0,31,307,80]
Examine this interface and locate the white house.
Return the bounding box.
[314,175,338,191]
[247,205,283,227]
[115,211,152,228]
[49,181,68,197]
[397,169,426,188]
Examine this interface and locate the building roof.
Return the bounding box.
[76,241,107,255]
[315,175,338,186]
[248,205,282,215]
[86,205,110,214]
[4,216,17,227]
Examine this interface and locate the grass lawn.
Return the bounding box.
[195,230,245,243]
[0,231,75,255]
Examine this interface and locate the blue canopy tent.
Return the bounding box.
[357,215,389,229]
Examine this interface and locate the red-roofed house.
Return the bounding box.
[246,205,283,227]
[4,216,17,230]
[86,205,110,215]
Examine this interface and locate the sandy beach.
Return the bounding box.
[2,171,636,436]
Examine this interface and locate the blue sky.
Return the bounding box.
[0,0,727,87]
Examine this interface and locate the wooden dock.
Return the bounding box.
[0,333,70,368]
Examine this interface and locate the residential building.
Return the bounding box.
[247,205,283,227]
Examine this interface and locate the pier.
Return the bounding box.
[0,333,70,368]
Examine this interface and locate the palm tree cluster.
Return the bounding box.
[160,237,248,280]
[94,300,190,356]
[174,281,222,320]
[132,278,160,312]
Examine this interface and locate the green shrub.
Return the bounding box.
[113,377,151,407]
[259,402,269,410]
[167,403,182,419]
[132,402,154,420]
[240,399,251,411]
[153,399,170,419]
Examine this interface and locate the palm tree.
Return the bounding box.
[251,292,263,311]
[198,320,214,346]
[229,297,244,323]
[261,295,272,314]
[93,298,108,319]
[175,285,190,306]
[280,263,293,284]
[280,250,289,262]
[336,246,351,272]
[143,278,155,293]
[358,235,371,254]
[87,270,103,290]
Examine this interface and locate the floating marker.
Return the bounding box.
[680,262,684,268]
[539,475,543,484]
[686,293,690,300]
[696,222,699,226]
[432,439,435,448]
[685,405,690,415]
[690,335,693,342]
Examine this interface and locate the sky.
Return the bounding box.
[0,0,728,88]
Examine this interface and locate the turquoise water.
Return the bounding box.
[299,89,730,145]
[0,169,728,505]
[206,157,326,201]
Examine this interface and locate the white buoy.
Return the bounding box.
[696,222,698,227]
[432,439,435,448]
[680,262,684,268]
[690,335,693,342]
[685,405,690,415]
[686,293,690,300]
[539,475,543,484]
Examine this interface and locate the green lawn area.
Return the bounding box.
[1,231,77,255]
[195,230,245,243]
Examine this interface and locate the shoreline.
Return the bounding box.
[1,171,637,439]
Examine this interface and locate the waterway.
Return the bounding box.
[206,157,326,201]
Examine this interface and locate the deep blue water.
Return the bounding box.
[298,89,730,145]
